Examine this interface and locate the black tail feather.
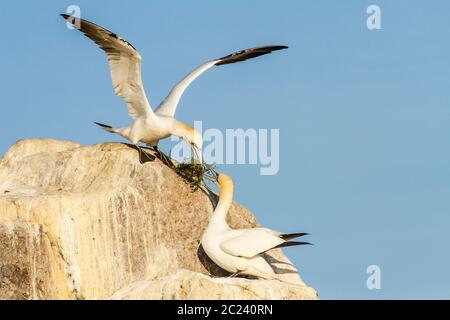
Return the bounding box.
[280,232,309,241]
[273,241,313,250]
[258,240,313,256]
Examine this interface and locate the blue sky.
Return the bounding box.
[1,1,450,299]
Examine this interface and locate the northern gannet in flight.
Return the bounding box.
[61,14,288,165]
[201,174,311,280]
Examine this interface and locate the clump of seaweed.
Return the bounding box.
[146,145,219,192]
[175,158,219,191]
[175,158,205,191]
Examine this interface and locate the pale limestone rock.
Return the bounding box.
[110,270,318,300]
[0,139,318,300]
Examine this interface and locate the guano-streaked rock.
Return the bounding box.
[0,139,317,300]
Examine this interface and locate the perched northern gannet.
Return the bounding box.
[201,174,311,280]
[61,14,287,164]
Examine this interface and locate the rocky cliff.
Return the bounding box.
[0,139,317,300]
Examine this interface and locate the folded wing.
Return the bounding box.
[220,228,309,258]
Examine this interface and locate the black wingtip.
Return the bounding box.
[60,13,82,26]
[215,45,289,66]
[60,13,78,25]
[93,121,112,129]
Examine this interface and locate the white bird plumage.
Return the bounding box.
[60,14,309,282]
[201,174,311,280]
[61,14,288,163]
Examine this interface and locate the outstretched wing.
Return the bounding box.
[155,45,288,117]
[61,14,153,119]
[220,228,310,259]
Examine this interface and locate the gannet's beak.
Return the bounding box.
[202,162,219,184]
[190,143,202,162]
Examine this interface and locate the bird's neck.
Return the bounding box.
[172,121,203,162]
[172,121,194,141]
[209,177,234,228]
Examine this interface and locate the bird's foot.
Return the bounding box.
[135,144,156,164]
[152,146,175,168]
